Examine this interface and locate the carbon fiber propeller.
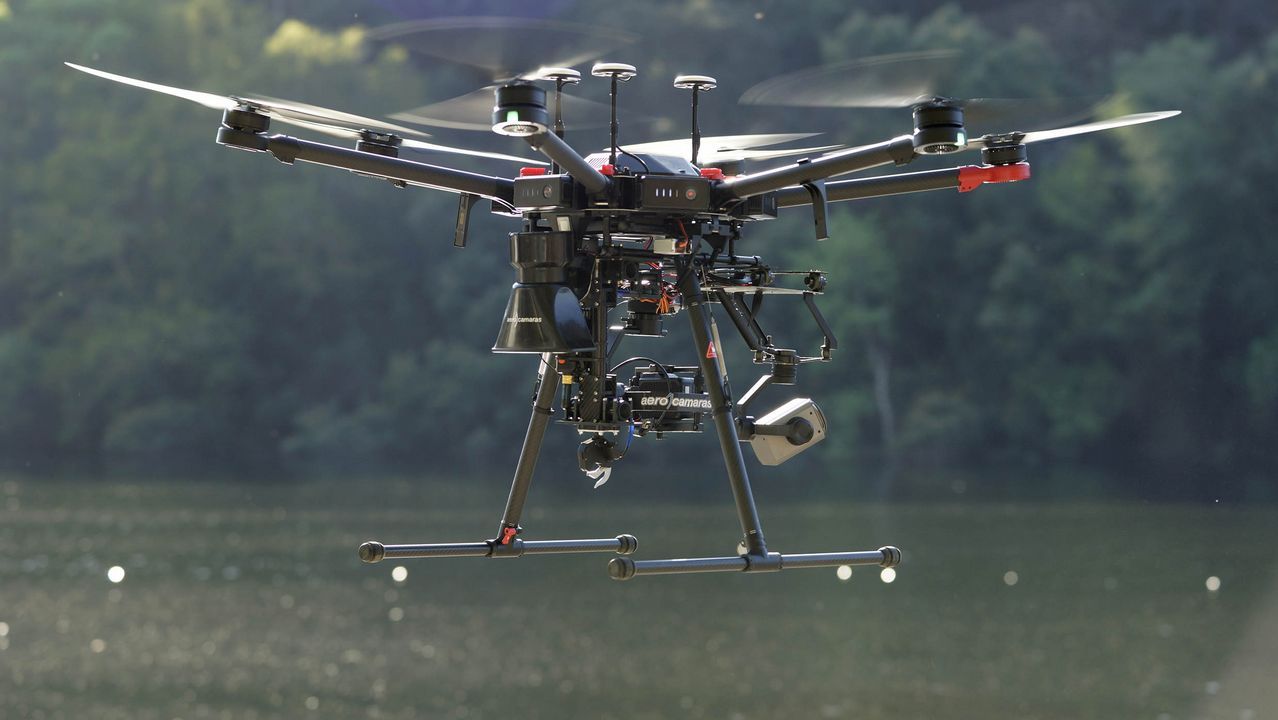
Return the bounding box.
[739,50,1099,133]
[65,63,544,164]
[620,133,842,164]
[372,16,636,132]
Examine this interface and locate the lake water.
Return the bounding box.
[1,476,1274,719]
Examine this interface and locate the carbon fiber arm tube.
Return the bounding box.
[608,546,901,579]
[523,131,611,195]
[780,547,901,569]
[361,541,492,561]
[774,167,962,207]
[613,555,750,579]
[266,135,515,204]
[717,135,916,201]
[520,536,638,555]
[358,535,637,562]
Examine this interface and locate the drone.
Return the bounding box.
[66,21,1178,581]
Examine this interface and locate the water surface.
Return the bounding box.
[1,477,1272,719]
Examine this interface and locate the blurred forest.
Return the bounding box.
[1,0,1275,498]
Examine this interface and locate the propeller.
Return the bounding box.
[65,63,543,164]
[294,123,547,165]
[371,17,638,133]
[367,16,637,79]
[739,50,1099,133]
[965,110,1182,149]
[620,133,842,164]
[390,83,618,132]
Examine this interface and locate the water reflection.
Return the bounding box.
[1,477,1275,719]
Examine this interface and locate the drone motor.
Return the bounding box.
[492,83,550,136]
[912,102,967,154]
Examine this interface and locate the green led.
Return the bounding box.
[506,110,520,123]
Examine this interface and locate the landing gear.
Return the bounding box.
[357,268,900,580]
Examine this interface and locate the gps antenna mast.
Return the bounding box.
[592,62,637,166]
[538,67,581,174]
[674,75,717,166]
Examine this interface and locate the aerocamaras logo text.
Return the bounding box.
[639,394,711,410]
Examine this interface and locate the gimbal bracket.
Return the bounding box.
[454,193,481,248]
[800,177,829,240]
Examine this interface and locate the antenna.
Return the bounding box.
[673,75,717,166]
[537,67,581,174]
[537,67,581,140]
[591,62,637,167]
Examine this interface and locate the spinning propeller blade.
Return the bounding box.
[367,16,637,80]
[621,133,841,164]
[293,123,547,165]
[966,110,1182,148]
[740,50,958,108]
[66,62,236,111]
[373,17,642,133]
[65,63,541,164]
[739,51,1099,132]
[67,63,425,136]
[392,85,618,132]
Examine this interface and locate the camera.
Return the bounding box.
[746,398,826,465]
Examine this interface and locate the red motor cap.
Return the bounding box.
[699,167,725,180]
[519,166,547,176]
[958,163,1031,192]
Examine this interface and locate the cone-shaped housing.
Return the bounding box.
[493,284,593,353]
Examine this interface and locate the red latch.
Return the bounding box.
[500,526,518,545]
[958,163,1031,193]
[519,166,547,176]
[699,167,725,180]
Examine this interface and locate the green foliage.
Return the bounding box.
[1,0,1274,495]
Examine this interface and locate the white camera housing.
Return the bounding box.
[748,398,827,466]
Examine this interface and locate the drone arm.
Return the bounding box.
[773,163,1031,207]
[774,166,962,207]
[523,132,611,195]
[717,135,915,201]
[266,135,515,204]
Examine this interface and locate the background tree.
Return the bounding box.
[0,0,1273,498]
